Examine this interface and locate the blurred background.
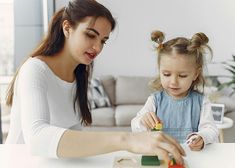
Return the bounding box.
[0,0,235,143]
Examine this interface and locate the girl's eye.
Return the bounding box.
[179,75,187,78]
[163,73,170,77]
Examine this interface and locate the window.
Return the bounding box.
[0,0,14,75]
[0,0,14,143]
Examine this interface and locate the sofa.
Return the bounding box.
[83,75,153,132]
[1,75,235,142]
[83,75,235,143]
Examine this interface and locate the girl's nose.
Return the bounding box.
[170,76,178,85]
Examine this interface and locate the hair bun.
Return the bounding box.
[151,30,165,44]
[189,32,209,50]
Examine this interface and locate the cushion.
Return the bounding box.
[116,76,153,105]
[115,105,143,126]
[91,107,115,126]
[88,78,111,109]
[99,75,115,106]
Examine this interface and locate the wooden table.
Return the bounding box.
[0,143,235,168]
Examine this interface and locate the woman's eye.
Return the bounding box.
[101,40,107,45]
[86,33,96,39]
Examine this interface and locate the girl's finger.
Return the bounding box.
[146,113,157,128]
[140,118,148,128]
[149,112,159,124]
[143,117,153,129]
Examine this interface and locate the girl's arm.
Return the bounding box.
[197,97,219,145]
[131,95,156,132]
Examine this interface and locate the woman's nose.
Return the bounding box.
[92,41,102,53]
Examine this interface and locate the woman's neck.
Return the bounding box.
[36,54,77,83]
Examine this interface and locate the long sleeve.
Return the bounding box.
[17,61,67,158]
[5,58,81,158]
[131,96,156,132]
[196,97,219,145]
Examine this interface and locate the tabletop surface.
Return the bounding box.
[1,143,235,168]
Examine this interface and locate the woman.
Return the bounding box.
[5,0,185,164]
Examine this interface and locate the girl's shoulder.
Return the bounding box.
[151,90,164,97]
[190,90,204,98]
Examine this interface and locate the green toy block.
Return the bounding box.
[141,155,160,166]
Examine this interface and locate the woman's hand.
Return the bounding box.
[140,112,162,129]
[188,134,204,151]
[126,131,186,165]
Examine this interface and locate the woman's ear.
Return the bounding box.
[62,20,71,38]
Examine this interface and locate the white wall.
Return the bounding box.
[94,0,235,77]
[15,0,235,78]
[14,0,43,68]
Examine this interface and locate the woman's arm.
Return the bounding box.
[18,60,67,157]
[58,130,185,165]
[17,61,185,164]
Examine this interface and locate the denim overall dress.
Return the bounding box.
[153,90,203,143]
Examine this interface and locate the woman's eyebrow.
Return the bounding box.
[87,28,99,35]
[86,28,109,39]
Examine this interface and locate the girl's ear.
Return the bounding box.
[62,20,72,38]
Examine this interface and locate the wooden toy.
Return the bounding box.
[141,123,163,166]
[152,123,163,131]
[141,155,160,166]
[168,157,185,168]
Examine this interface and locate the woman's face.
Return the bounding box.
[63,16,112,65]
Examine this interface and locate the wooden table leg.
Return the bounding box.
[219,129,224,143]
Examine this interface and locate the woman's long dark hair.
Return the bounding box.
[6,0,116,125]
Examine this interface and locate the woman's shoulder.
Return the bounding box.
[21,57,48,72]
[19,57,51,81]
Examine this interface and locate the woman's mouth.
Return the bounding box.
[86,52,97,60]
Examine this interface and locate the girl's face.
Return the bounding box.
[159,54,199,99]
[63,16,112,65]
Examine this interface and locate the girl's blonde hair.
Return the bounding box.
[149,30,212,93]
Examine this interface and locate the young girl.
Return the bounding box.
[131,30,219,151]
[5,0,185,164]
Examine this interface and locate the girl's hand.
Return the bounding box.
[188,135,204,151]
[140,112,161,129]
[127,131,186,165]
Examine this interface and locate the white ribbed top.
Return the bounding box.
[6,57,81,158]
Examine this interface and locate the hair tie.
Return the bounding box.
[158,43,163,50]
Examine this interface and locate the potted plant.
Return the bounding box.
[219,55,235,96]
